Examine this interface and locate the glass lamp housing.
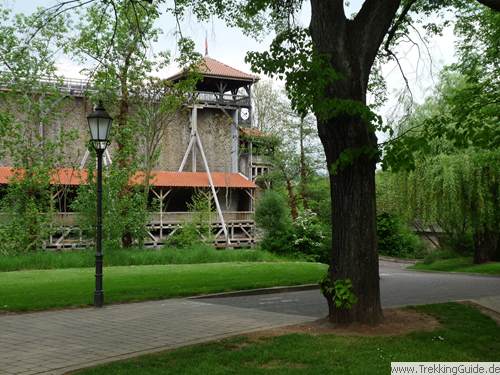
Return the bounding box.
[87,102,112,151]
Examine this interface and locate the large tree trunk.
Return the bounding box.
[299,118,308,209]
[285,177,299,220]
[319,115,382,325]
[117,64,134,249]
[310,0,401,324]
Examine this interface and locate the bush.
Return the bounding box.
[164,223,204,249]
[292,209,329,263]
[164,190,215,248]
[256,191,329,263]
[255,190,294,255]
[377,213,427,259]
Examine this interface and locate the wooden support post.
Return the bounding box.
[179,106,199,172]
[249,141,253,180]
[79,149,89,169]
[179,136,195,172]
[195,133,230,245]
[159,188,164,239]
[192,107,197,172]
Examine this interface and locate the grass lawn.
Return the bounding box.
[0,262,326,312]
[76,303,500,374]
[0,246,286,272]
[410,257,500,275]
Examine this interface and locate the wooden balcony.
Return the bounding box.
[190,91,251,108]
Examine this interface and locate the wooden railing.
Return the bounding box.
[0,73,91,96]
[1,73,252,107]
[0,211,254,227]
[149,211,254,224]
[191,91,251,107]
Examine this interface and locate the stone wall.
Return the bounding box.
[0,94,90,168]
[1,94,236,173]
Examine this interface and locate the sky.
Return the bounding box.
[2,0,458,132]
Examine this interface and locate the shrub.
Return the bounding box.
[255,190,294,255]
[292,209,329,263]
[164,223,204,249]
[256,191,329,263]
[377,212,427,259]
[164,190,214,249]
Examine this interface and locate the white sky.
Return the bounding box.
[3,0,458,134]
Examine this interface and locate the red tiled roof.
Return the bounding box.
[133,171,255,188]
[0,167,256,189]
[169,56,258,82]
[0,167,88,186]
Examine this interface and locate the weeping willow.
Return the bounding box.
[387,149,499,263]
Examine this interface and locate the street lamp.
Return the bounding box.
[87,102,113,308]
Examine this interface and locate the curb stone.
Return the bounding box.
[189,284,320,299]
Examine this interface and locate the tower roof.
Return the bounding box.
[168,56,258,83]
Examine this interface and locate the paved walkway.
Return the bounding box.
[0,299,314,375]
[474,295,500,314]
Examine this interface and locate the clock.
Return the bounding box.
[240,108,250,121]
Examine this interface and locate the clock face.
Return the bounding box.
[240,108,250,121]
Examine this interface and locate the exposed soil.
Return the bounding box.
[245,308,440,339]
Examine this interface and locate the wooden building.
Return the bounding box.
[0,56,266,248]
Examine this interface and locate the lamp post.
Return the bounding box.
[87,102,113,308]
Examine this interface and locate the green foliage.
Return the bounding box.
[239,133,279,157]
[72,2,159,247]
[72,171,148,249]
[188,190,214,242]
[255,190,293,255]
[320,276,358,310]
[69,1,201,248]
[377,213,427,259]
[380,7,499,261]
[0,6,74,254]
[292,209,328,263]
[383,5,500,172]
[383,70,500,171]
[0,176,52,255]
[255,190,291,232]
[164,224,201,249]
[246,21,369,125]
[165,190,215,248]
[305,176,331,225]
[380,150,500,260]
[255,191,329,262]
[403,151,498,241]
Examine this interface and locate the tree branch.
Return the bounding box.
[352,0,402,75]
[475,0,500,11]
[383,0,417,54]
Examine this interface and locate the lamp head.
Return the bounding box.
[87,101,113,151]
